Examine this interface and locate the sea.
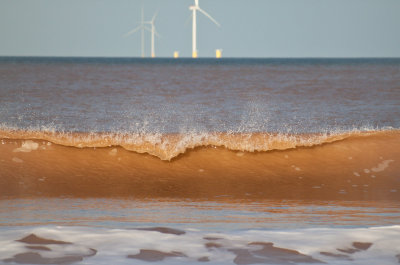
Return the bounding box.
[0,57,399,264]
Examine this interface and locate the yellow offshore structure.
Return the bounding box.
[216,49,222,58]
[173,51,179,58]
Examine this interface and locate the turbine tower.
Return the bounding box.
[124,7,147,57]
[144,12,160,58]
[189,0,220,58]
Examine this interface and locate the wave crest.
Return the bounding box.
[0,128,394,160]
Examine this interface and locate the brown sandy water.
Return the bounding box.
[1,130,399,200]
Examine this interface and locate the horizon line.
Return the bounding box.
[1,55,400,60]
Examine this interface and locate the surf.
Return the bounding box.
[1,225,400,265]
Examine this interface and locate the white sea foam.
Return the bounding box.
[13,140,39,153]
[0,226,399,265]
[371,160,394,173]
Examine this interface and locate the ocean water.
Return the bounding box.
[1,57,399,134]
[0,57,400,264]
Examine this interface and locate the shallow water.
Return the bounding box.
[1,198,400,264]
[1,198,400,229]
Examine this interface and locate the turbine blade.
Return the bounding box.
[154,29,161,38]
[144,26,152,32]
[195,0,199,7]
[152,10,159,22]
[198,7,220,27]
[184,14,192,27]
[124,25,142,37]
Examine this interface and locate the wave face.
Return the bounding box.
[1,129,399,200]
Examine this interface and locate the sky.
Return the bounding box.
[0,0,399,58]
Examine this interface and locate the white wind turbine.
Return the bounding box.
[144,12,160,58]
[124,8,160,58]
[124,7,146,57]
[189,0,220,58]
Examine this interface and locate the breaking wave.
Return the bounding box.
[0,127,396,160]
[1,128,399,200]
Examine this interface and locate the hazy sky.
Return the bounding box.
[1,0,399,58]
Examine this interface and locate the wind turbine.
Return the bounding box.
[124,7,146,57]
[144,12,160,58]
[189,0,220,58]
